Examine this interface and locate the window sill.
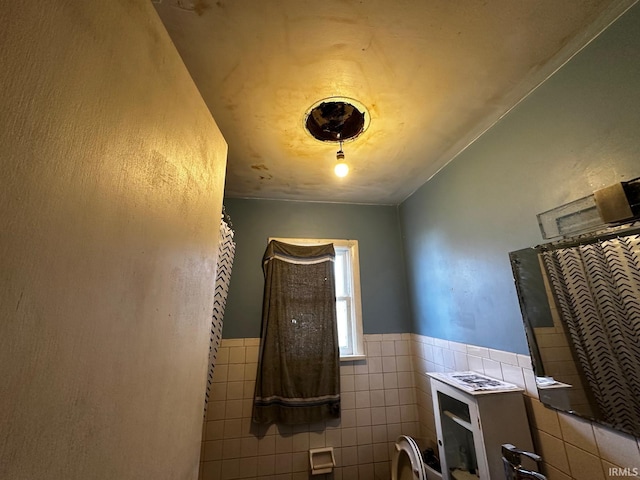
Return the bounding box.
[340,354,366,362]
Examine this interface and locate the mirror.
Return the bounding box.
[510,226,640,438]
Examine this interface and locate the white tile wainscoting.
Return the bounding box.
[199,334,419,480]
[199,334,640,480]
[411,335,640,480]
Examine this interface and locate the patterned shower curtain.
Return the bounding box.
[203,211,236,414]
[540,234,640,433]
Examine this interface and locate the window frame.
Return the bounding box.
[269,237,365,360]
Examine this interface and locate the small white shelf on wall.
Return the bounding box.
[428,372,534,480]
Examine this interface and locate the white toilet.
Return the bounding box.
[391,435,442,480]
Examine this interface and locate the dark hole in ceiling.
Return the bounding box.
[305,101,366,142]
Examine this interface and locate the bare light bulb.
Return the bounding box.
[334,146,348,177]
[335,161,349,177]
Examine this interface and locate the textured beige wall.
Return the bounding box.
[0,2,227,479]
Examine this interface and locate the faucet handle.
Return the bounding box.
[502,444,542,464]
[502,444,547,480]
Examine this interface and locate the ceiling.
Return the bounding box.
[154,0,633,205]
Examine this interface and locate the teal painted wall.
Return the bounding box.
[399,4,640,354]
[222,199,411,338]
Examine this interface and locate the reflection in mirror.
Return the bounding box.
[510,225,640,438]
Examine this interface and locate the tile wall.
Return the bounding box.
[200,334,640,480]
[411,334,640,480]
[199,334,419,480]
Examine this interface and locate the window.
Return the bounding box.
[269,238,365,359]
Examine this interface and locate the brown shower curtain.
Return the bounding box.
[253,240,340,425]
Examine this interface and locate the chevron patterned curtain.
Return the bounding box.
[203,212,236,414]
[541,234,640,434]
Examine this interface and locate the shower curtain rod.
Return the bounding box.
[536,221,640,252]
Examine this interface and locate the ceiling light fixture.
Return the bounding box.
[303,97,370,178]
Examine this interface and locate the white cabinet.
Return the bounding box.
[429,372,533,480]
